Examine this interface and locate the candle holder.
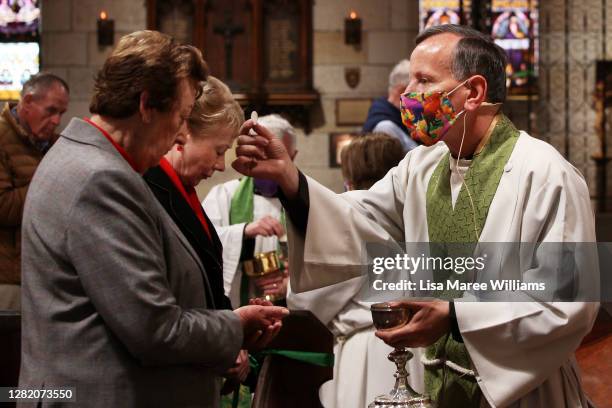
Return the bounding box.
[97,11,114,47]
[345,11,361,46]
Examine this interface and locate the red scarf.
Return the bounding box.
[159,157,212,240]
[84,118,139,172]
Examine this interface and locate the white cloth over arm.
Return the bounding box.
[286,154,425,408]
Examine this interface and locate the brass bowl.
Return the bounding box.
[370,302,410,331]
[243,250,281,277]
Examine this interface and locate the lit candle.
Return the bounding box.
[345,10,362,46]
[97,10,114,46]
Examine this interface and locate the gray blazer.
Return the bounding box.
[19,118,243,407]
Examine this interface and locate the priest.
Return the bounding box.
[232,24,599,408]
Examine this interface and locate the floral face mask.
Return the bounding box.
[399,80,469,146]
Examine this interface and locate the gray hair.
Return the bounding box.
[415,24,508,103]
[388,59,410,90]
[21,72,69,99]
[258,114,297,149]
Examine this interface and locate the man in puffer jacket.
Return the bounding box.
[0,72,69,310]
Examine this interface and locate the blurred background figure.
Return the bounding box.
[288,132,420,408]
[362,59,418,153]
[0,72,69,311]
[341,133,405,191]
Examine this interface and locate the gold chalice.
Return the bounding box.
[243,250,284,303]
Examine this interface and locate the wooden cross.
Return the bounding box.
[213,10,244,80]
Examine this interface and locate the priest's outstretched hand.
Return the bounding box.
[375,301,451,348]
[233,304,289,351]
[232,119,300,199]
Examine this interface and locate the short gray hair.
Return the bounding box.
[415,24,508,103]
[388,59,410,90]
[21,72,69,98]
[258,114,297,149]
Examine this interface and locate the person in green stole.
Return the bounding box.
[203,114,298,408]
[232,24,598,408]
[203,114,298,309]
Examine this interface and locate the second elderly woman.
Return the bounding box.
[143,76,253,394]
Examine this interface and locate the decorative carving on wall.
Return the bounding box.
[538,0,612,210]
[147,0,319,133]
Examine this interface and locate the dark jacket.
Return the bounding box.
[362,97,408,134]
[144,165,232,310]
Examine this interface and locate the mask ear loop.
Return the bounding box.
[447,78,471,97]
[454,111,481,242]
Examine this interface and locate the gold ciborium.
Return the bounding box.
[243,250,284,302]
[369,303,434,408]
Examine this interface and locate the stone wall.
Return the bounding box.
[41,0,146,131]
[537,0,612,209]
[43,0,612,207]
[40,0,420,197]
[291,0,420,194]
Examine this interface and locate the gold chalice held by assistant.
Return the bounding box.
[369,303,434,408]
[242,250,284,303]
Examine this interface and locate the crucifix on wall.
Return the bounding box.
[213,10,244,83]
[146,0,319,132]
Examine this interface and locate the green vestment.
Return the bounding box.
[424,115,519,407]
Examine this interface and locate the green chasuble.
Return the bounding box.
[424,114,519,407]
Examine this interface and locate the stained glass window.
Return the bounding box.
[0,0,40,100]
[420,0,465,31]
[418,0,538,96]
[491,0,538,95]
[0,0,39,38]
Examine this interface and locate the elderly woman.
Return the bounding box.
[144,76,241,312]
[19,30,286,408]
[143,76,252,392]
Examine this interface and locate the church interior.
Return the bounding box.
[0,0,611,407]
